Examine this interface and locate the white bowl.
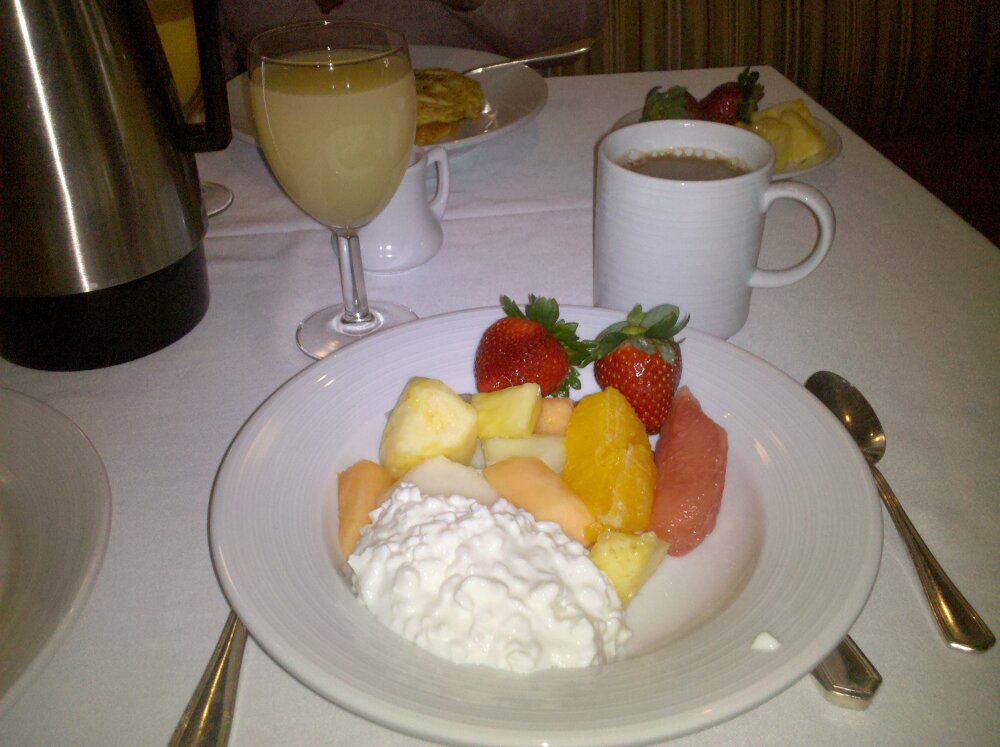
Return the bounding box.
[210,306,882,745]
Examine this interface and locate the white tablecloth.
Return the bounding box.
[1,66,997,746]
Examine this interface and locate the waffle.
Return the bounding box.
[415,68,484,144]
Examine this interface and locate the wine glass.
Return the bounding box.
[247,20,418,358]
[149,0,234,217]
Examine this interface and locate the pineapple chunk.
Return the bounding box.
[483,456,593,544]
[534,397,575,435]
[379,377,478,478]
[471,383,542,439]
[481,435,566,474]
[338,459,394,556]
[742,99,825,171]
[589,530,669,606]
[397,455,500,506]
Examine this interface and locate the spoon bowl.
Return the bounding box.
[805,371,995,652]
[804,371,886,465]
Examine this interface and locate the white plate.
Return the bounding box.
[210,306,882,746]
[229,45,547,155]
[611,108,843,179]
[0,389,111,716]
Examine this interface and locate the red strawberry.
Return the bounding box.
[474,295,591,397]
[587,304,688,433]
[699,67,763,125]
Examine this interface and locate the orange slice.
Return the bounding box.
[563,387,655,542]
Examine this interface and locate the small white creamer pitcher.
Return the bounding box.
[360,146,449,273]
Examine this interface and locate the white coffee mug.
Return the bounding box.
[594,120,835,338]
[360,146,449,273]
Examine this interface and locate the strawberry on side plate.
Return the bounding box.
[699,66,764,125]
[474,295,591,397]
[586,304,688,434]
[641,85,702,121]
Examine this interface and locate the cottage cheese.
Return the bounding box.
[348,484,631,673]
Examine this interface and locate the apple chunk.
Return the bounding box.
[483,456,593,544]
[379,377,479,478]
[398,455,500,506]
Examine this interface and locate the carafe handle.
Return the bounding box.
[185,0,231,152]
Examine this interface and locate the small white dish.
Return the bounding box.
[210,306,882,746]
[611,108,843,179]
[0,389,111,716]
[229,45,548,156]
[360,146,449,273]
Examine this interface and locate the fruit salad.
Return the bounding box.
[639,67,826,170]
[336,297,729,669]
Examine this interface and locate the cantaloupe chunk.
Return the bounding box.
[481,435,566,474]
[471,383,541,438]
[379,377,479,478]
[482,456,594,544]
[397,455,500,505]
[588,530,669,606]
[338,459,394,556]
[534,397,575,435]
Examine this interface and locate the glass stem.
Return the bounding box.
[334,230,373,325]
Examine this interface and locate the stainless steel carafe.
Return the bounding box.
[0,0,231,370]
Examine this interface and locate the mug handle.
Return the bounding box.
[425,147,450,220]
[749,182,836,288]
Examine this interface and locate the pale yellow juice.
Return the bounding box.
[250,50,416,228]
[149,0,201,106]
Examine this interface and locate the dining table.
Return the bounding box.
[1,64,997,746]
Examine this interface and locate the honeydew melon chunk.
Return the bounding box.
[338,459,395,557]
[588,530,669,606]
[470,383,542,439]
[379,377,479,478]
[469,440,486,470]
[396,455,500,506]
[534,397,575,435]
[482,456,594,544]
[481,435,566,475]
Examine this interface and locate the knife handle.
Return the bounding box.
[811,635,882,709]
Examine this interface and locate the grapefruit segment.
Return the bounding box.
[650,387,728,556]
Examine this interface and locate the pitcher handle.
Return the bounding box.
[185,0,231,153]
[749,181,835,288]
[426,147,450,220]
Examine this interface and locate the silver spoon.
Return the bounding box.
[463,37,594,75]
[806,371,995,652]
[169,611,248,747]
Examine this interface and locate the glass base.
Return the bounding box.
[202,181,234,217]
[296,301,417,360]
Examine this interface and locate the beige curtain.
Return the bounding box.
[578,0,1000,139]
